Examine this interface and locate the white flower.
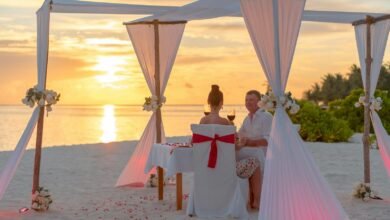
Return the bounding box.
[46,94,54,104]
[257,101,266,108]
[22,98,28,105]
[40,190,49,197]
[284,100,292,108]
[354,102,361,108]
[265,102,274,109]
[28,100,35,108]
[143,105,153,111]
[372,100,382,111]
[289,104,300,114]
[46,105,52,112]
[151,95,158,102]
[151,103,159,110]
[359,96,365,104]
[31,202,39,210]
[38,98,45,106]
[160,96,167,104]
[279,96,286,104]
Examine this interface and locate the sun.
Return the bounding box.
[92,56,129,86]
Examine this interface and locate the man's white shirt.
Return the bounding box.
[239,109,273,141]
[239,108,273,170]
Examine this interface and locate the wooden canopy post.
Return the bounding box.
[153,19,164,201]
[362,15,373,184]
[352,15,390,184]
[32,30,49,194]
[125,19,186,209]
[32,107,45,194]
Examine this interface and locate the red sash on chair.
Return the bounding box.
[192,133,235,168]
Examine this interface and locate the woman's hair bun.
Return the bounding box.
[211,84,219,92]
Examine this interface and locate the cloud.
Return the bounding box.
[0,0,389,104]
[300,23,352,37]
[184,83,193,89]
[0,40,30,47]
[176,55,225,65]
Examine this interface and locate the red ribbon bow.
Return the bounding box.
[192,133,235,168]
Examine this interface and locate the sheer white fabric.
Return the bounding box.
[0,108,40,200]
[116,114,164,187]
[37,0,51,90]
[116,23,185,187]
[355,20,390,178]
[45,0,386,24]
[0,1,51,201]
[240,0,349,219]
[371,112,390,177]
[51,0,177,15]
[186,124,248,219]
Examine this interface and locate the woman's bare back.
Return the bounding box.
[199,114,230,125]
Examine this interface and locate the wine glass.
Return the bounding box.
[204,104,210,116]
[227,108,236,122]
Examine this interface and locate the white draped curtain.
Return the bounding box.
[355,19,390,178]
[240,0,349,219]
[116,22,185,187]
[0,1,50,201]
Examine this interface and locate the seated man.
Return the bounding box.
[236,90,273,210]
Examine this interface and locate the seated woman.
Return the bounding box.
[199,84,261,210]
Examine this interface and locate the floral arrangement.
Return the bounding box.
[354,96,382,111]
[146,174,158,187]
[353,182,381,201]
[143,95,166,112]
[145,174,175,187]
[257,91,300,114]
[22,86,60,114]
[31,187,53,211]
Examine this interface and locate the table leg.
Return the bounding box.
[176,173,183,210]
[158,167,164,200]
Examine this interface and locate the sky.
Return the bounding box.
[0,0,389,105]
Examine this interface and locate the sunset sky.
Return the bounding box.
[0,0,389,105]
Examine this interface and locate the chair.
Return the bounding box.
[186,124,248,219]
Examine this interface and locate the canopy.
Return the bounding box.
[47,0,386,24]
[0,1,389,219]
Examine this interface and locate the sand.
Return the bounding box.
[0,135,389,220]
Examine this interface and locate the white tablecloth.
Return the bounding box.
[145,143,265,177]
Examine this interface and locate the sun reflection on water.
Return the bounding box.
[100,105,116,143]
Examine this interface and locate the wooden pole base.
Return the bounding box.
[158,167,164,200]
[176,173,183,210]
[32,107,45,194]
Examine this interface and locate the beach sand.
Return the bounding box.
[0,135,389,220]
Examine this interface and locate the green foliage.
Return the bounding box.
[290,100,353,142]
[328,89,365,132]
[303,62,390,104]
[329,89,390,133]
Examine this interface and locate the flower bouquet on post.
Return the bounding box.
[257,91,300,114]
[31,186,53,211]
[353,182,382,201]
[143,95,166,112]
[22,85,60,115]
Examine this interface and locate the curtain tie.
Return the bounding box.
[192,133,235,168]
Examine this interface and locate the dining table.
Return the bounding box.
[144,143,265,210]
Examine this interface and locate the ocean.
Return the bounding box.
[0,105,248,151]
